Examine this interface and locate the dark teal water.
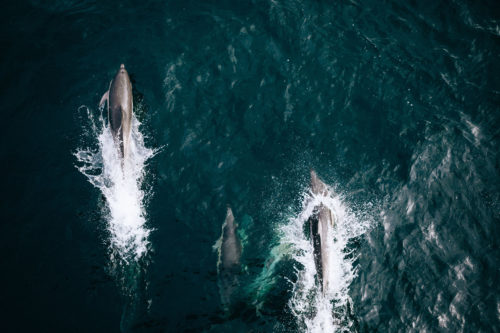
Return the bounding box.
[1,0,499,332]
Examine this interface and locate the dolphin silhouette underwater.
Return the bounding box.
[215,206,243,310]
[100,64,133,160]
[308,170,335,294]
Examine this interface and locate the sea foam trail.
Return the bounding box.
[75,106,156,263]
[283,183,371,332]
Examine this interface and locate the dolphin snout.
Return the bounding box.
[120,64,125,69]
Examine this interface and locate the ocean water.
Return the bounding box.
[1,0,499,332]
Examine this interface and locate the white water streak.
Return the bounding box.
[283,185,371,332]
[75,107,156,262]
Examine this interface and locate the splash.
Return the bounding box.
[74,106,156,263]
[283,182,372,332]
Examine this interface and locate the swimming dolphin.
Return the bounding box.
[100,64,133,160]
[308,170,335,294]
[215,206,242,310]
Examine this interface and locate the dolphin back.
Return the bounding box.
[108,64,133,159]
[309,209,324,285]
[217,207,243,311]
[221,207,242,271]
[308,170,335,293]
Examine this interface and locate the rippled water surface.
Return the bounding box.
[1,0,499,332]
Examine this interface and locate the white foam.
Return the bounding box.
[283,184,372,332]
[75,107,156,263]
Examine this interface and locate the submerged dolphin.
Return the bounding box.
[100,64,133,160]
[308,170,335,294]
[216,206,242,309]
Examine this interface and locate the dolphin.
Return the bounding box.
[308,170,335,294]
[100,64,133,160]
[215,206,242,310]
